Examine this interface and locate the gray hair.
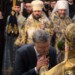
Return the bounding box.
[32,29,50,43]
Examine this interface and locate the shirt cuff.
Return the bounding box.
[35,67,38,74]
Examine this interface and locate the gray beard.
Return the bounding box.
[60,15,66,19]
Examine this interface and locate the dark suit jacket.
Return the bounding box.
[14,44,57,75]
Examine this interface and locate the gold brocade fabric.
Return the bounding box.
[64,50,75,75]
[15,14,51,46]
[7,24,19,37]
[44,50,75,75]
[50,12,72,52]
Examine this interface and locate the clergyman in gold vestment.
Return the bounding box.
[44,23,75,75]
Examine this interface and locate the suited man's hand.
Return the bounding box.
[36,55,49,71]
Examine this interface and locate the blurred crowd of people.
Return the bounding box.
[0,0,75,75]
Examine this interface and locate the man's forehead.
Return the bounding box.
[15,6,20,8]
[26,3,31,6]
[58,9,67,11]
[50,1,57,3]
[35,41,50,46]
[33,10,42,12]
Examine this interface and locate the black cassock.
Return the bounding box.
[0,18,6,75]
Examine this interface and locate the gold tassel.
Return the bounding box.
[12,0,16,10]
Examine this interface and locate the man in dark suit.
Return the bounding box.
[14,29,57,75]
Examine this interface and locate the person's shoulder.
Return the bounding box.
[17,44,33,53]
[65,16,71,19]
[50,12,59,22]
[50,46,56,50]
[27,14,33,20]
[25,14,34,26]
[51,12,58,18]
[50,46,56,53]
[65,16,72,23]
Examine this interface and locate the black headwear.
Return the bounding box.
[16,1,21,6]
[23,0,32,3]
